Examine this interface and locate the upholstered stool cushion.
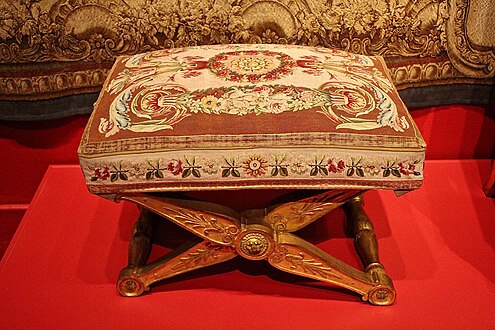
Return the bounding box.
[78,44,425,194]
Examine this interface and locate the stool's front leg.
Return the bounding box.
[118,238,237,296]
[269,233,387,304]
[117,193,241,296]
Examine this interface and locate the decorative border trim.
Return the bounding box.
[80,147,425,193]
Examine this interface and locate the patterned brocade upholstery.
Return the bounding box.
[78,44,426,194]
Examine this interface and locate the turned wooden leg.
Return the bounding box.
[127,208,154,269]
[343,195,396,305]
[117,208,154,296]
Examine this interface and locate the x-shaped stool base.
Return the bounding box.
[116,190,395,305]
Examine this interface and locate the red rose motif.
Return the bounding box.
[247,74,260,83]
[207,88,225,98]
[399,162,416,175]
[264,72,279,80]
[215,55,228,61]
[328,159,345,173]
[277,67,291,75]
[167,159,184,176]
[210,61,223,69]
[208,51,294,82]
[252,86,272,94]
[216,69,230,77]
[94,166,110,180]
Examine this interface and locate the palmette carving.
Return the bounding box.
[284,252,343,280]
[118,239,237,296]
[161,207,240,245]
[268,238,374,296]
[170,242,232,271]
[267,190,361,232]
[120,194,240,245]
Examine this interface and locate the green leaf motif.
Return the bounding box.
[155,170,164,179]
[111,173,118,182]
[319,167,328,176]
[90,177,98,182]
[222,168,230,177]
[271,167,279,176]
[232,169,241,177]
[182,168,192,178]
[119,173,128,180]
[192,169,201,178]
[280,167,288,177]
[356,168,364,177]
[310,167,318,176]
[383,169,391,177]
[347,168,354,176]
[392,169,401,178]
[146,171,153,180]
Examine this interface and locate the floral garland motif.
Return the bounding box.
[99,81,409,136]
[181,84,328,116]
[86,154,422,183]
[208,50,296,83]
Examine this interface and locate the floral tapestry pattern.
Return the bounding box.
[83,151,423,184]
[97,44,410,137]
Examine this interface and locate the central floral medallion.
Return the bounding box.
[208,50,296,83]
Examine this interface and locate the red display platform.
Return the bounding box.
[1,161,494,329]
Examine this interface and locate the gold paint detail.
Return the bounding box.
[161,206,240,245]
[170,242,233,271]
[116,191,396,305]
[236,231,273,260]
[284,252,342,280]
[120,194,240,245]
[267,190,361,232]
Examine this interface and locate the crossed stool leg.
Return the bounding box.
[116,190,395,305]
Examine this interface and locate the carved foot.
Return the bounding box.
[117,238,237,296]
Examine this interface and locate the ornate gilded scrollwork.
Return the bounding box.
[266,190,361,232]
[117,191,395,304]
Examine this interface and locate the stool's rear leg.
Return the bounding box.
[127,208,153,270]
[343,195,396,305]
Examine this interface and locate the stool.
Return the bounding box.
[78,44,425,305]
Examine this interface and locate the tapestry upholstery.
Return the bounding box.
[78,44,425,193]
[0,0,494,120]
